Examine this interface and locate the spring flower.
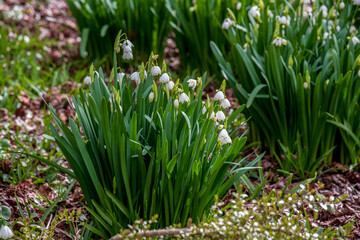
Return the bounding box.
[149,92,154,102]
[84,76,91,84]
[122,39,134,48]
[159,73,170,83]
[323,32,329,40]
[118,72,126,84]
[179,93,190,103]
[210,112,217,121]
[218,129,232,145]
[218,124,224,130]
[222,18,233,30]
[150,66,161,76]
[267,10,274,18]
[336,26,341,32]
[166,81,175,90]
[350,26,357,34]
[202,106,207,114]
[354,0,360,5]
[339,2,345,9]
[277,15,290,26]
[351,36,360,45]
[358,70,360,77]
[236,2,242,10]
[216,111,226,121]
[122,51,133,60]
[304,0,311,4]
[214,91,225,101]
[220,99,231,109]
[174,99,179,108]
[0,225,13,239]
[273,37,287,46]
[249,6,260,18]
[130,71,140,85]
[123,45,132,53]
[304,82,309,89]
[187,79,197,90]
[319,5,328,18]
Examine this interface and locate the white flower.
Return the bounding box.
[0,225,13,239]
[336,26,341,32]
[187,79,197,90]
[210,112,217,121]
[350,26,357,34]
[216,111,226,121]
[323,32,329,39]
[130,72,140,85]
[351,36,360,45]
[166,81,175,90]
[122,40,134,48]
[218,129,232,145]
[218,124,224,130]
[174,99,179,108]
[150,66,161,76]
[249,6,260,18]
[267,10,273,18]
[23,35,30,43]
[320,5,328,18]
[119,105,122,112]
[214,91,225,101]
[358,70,360,77]
[304,0,311,4]
[123,45,132,53]
[273,37,282,46]
[202,106,207,114]
[220,99,231,109]
[354,0,360,5]
[84,76,91,84]
[179,93,190,103]
[236,2,242,10]
[190,6,195,12]
[277,15,290,25]
[339,2,345,9]
[304,82,309,89]
[118,72,125,84]
[122,51,133,60]
[159,73,170,83]
[149,92,154,102]
[222,18,233,30]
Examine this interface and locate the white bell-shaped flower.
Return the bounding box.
[123,45,132,53]
[84,76,91,84]
[339,2,345,9]
[166,81,175,90]
[122,40,134,48]
[220,99,231,109]
[272,37,282,46]
[319,5,328,18]
[354,0,360,5]
[218,129,232,145]
[174,99,179,108]
[118,72,125,84]
[202,106,207,114]
[222,18,233,30]
[249,6,260,18]
[149,92,154,102]
[123,51,133,60]
[130,72,140,85]
[210,112,217,121]
[150,66,161,76]
[179,93,190,103]
[187,79,197,90]
[216,111,226,121]
[0,225,14,239]
[236,2,242,10]
[351,36,359,45]
[160,73,170,83]
[213,91,225,101]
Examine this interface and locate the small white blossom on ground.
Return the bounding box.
[130,72,140,85]
[0,225,13,239]
[220,99,231,109]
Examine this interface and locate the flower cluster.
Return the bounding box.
[121,39,134,60]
